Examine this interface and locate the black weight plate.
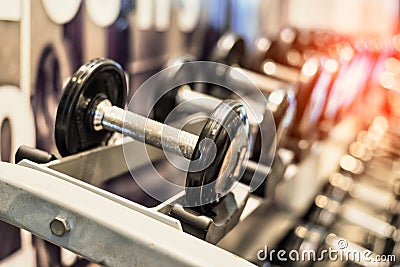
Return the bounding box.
[55,58,126,156]
[185,99,249,211]
[249,37,273,71]
[209,32,246,66]
[206,32,246,99]
[153,55,196,122]
[153,85,181,123]
[303,195,338,229]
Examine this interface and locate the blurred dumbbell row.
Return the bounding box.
[260,115,400,267]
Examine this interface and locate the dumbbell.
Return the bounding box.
[153,56,296,197]
[262,27,308,69]
[385,216,400,257]
[54,58,250,210]
[308,175,400,225]
[357,131,400,160]
[339,151,400,188]
[337,150,400,248]
[383,182,400,257]
[206,33,305,162]
[350,130,400,185]
[263,28,346,69]
[258,57,323,142]
[304,193,398,254]
[205,32,297,129]
[153,55,289,161]
[321,173,400,215]
[207,32,297,108]
[204,33,303,179]
[256,31,355,138]
[349,141,385,165]
[310,198,400,262]
[268,222,326,267]
[344,125,400,184]
[356,118,400,158]
[337,152,400,208]
[250,32,322,119]
[308,159,399,230]
[340,152,400,195]
[364,116,400,143]
[208,32,342,161]
[249,33,319,74]
[348,140,400,186]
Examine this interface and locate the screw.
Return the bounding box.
[50,216,71,237]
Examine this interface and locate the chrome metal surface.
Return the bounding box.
[97,99,199,159]
[45,139,163,186]
[175,85,221,113]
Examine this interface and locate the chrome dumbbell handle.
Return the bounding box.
[175,85,221,114]
[94,99,199,159]
[175,85,264,125]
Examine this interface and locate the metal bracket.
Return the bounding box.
[0,161,255,267]
[167,183,250,244]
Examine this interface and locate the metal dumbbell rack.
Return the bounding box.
[3,114,361,267]
[0,63,367,267]
[4,136,254,267]
[0,75,363,267]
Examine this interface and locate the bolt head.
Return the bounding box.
[50,216,70,237]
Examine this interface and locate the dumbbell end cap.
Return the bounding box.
[55,58,126,156]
